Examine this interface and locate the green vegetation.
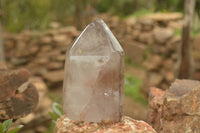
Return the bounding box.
[0,119,23,133]
[124,74,147,105]
[192,28,200,37]
[124,56,147,105]
[125,56,144,69]
[154,0,184,12]
[0,0,52,32]
[43,102,63,133]
[129,8,153,18]
[174,29,182,36]
[97,0,151,16]
[48,93,62,104]
[195,0,200,17]
[49,102,63,124]
[174,28,200,37]
[1,0,199,32]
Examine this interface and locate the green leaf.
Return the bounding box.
[49,112,59,121]
[52,102,63,117]
[0,123,5,133]
[8,125,24,133]
[3,119,12,132]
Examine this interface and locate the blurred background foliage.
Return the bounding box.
[0,0,199,32]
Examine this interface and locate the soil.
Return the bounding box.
[124,96,148,121]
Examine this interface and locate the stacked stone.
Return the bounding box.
[99,13,183,93]
[3,25,80,89]
[140,14,183,93]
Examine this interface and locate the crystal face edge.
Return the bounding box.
[70,19,124,55]
[63,18,124,122]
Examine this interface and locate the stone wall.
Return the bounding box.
[3,26,80,89]
[101,13,200,95]
[2,13,200,92]
[95,13,183,94]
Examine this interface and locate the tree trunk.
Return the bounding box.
[178,0,196,79]
[0,24,5,63]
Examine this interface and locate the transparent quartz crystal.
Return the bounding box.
[63,19,124,122]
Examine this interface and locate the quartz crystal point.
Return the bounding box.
[63,19,124,122]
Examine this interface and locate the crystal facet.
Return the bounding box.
[63,19,124,122]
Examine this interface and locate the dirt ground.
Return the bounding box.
[124,96,148,121]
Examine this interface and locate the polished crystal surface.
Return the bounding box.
[63,19,124,122]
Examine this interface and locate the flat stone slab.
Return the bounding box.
[143,13,183,22]
[55,115,157,133]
